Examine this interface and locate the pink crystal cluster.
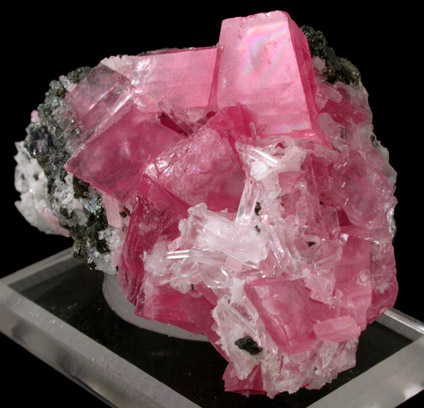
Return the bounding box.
[61,11,397,397]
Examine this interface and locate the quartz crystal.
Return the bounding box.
[14,10,398,397]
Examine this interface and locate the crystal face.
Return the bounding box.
[14,10,398,397]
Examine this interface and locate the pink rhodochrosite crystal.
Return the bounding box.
[14,10,398,398]
[217,12,323,142]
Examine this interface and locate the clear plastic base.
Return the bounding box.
[1,248,423,408]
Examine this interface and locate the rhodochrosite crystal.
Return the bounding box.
[14,10,398,397]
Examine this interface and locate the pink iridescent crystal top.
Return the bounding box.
[14,10,397,398]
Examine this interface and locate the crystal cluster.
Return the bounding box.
[15,11,398,397]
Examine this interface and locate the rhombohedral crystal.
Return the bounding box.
[15,10,398,397]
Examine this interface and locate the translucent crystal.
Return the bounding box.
[14,9,398,399]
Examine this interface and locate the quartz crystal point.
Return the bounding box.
[14,10,398,398]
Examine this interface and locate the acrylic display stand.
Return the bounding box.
[1,248,423,407]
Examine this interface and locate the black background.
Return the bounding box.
[2,3,422,407]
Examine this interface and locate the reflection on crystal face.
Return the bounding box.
[15,10,398,398]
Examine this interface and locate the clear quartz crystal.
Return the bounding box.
[235,177,260,226]
[14,9,398,398]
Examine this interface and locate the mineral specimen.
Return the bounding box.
[14,10,398,397]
